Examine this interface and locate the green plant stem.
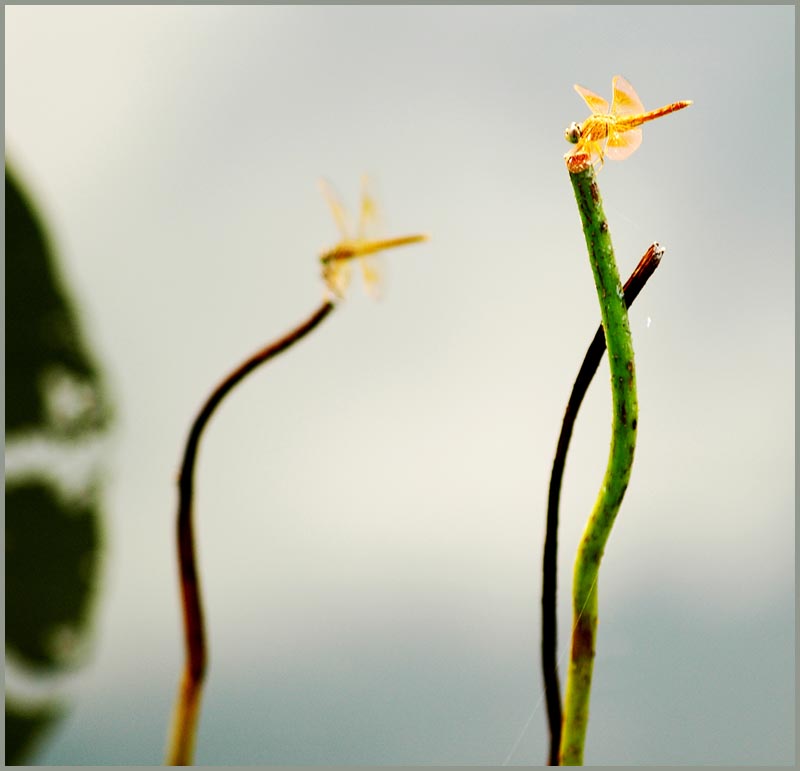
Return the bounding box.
[559,157,638,766]
[542,242,662,765]
[165,299,335,766]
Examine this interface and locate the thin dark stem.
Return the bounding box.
[541,243,663,765]
[166,299,336,765]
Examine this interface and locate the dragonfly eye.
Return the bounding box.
[565,122,582,144]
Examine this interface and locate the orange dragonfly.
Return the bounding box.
[565,75,692,168]
[319,177,428,299]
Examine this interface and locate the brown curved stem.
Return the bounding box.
[541,243,663,765]
[165,299,336,765]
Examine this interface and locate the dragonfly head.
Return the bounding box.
[564,122,582,145]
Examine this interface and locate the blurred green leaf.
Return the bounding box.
[5,166,110,437]
[5,164,112,763]
[6,482,101,670]
[5,700,64,766]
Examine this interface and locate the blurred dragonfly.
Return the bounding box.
[319,177,428,299]
[565,75,692,167]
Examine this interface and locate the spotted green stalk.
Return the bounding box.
[559,155,638,765]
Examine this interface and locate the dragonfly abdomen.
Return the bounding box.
[621,101,694,130]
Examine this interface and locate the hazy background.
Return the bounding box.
[5,5,794,765]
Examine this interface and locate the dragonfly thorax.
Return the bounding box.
[580,115,613,141]
[320,244,358,264]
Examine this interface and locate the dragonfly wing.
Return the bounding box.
[357,174,383,241]
[319,179,352,239]
[359,254,384,299]
[574,84,609,115]
[356,175,386,297]
[606,126,642,160]
[610,75,645,117]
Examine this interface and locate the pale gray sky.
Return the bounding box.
[5,5,794,765]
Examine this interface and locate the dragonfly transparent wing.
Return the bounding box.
[611,77,694,161]
[606,126,642,160]
[609,75,646,118]
[356,175,384,298]
[357,175,383,240]
[605,76,645,160]
[318,179,352,240]
[574,84,609,115]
